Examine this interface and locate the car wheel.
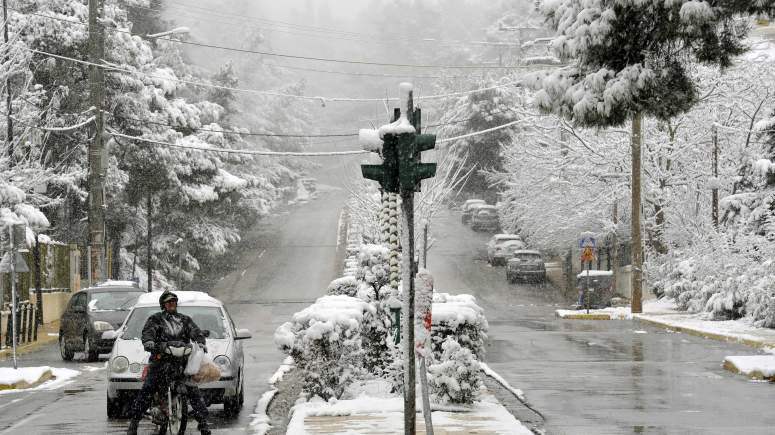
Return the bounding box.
[107,393,124,419]
[84,333,99,362]
[59,334,74,361]
[223,379,243,418]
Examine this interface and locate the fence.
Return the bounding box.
[0,301,39,350]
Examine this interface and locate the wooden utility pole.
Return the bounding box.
[3,0,13,164]
[146,192,152,292]
[630,112,643,313]
[711,125,719,228]
[88,0,106,283]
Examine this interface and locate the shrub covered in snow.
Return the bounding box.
[428,337,482,405]
[431,293,489,359]
[326,276,360,297]
[649,233,775,327]
[355,244,391,292]
[274,295,376,400]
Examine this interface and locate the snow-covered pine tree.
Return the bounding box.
[536,0,771,310]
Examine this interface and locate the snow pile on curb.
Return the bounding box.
[0,367,79,393]
[556,306,632,320]
[249,357,295,435]
[480,362,525,402]
[723,355,775,380]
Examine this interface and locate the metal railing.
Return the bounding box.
[0,301,39,350]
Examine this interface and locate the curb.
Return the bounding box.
[0,333,59,361]
[0,368,54,391]
[556,312,613,320]
[635,316,775,351]
[722,358,775,382]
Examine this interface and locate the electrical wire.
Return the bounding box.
[13,8,555,70]
[23,47,524,104]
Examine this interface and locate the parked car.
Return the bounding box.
[487,234,525,265]
[506,250,546,283]
[300,177,317,193]
[59,281,145,362]
[470,205,500,232]
[104,291,252,418]
[576,270,616,309]
[461,199,486,224]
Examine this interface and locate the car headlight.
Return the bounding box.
[111,356,129,373]
[93,321,114,332]
[213,355,231,371]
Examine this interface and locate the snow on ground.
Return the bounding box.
[268,356,295,384]
[249,389,278,435]
[723,355,775,379]
[556,306,633,320]
[0,367,80,394]
[480,362,525,402]
[286,392,532,434]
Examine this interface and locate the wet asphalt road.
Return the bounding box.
[428,210,775,435]
[0,157,355,434]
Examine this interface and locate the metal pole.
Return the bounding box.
[3,0,14,165]
[86,245,92,288]
[422,222,428,269]
[400,188,416,435]
[401,91,416,435]
[34,233,42,325]
[585,260,590,315]
[88,0,106,282]
[9,226,18,369]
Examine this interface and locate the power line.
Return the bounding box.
[24,47,523,104]
[108,130,369,157]
[14,8,552,70]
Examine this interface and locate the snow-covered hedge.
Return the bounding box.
[274,295,376,400]
[355,244,390,293]
[326,276,360,297]
[431,293,489,359]
[649,234,775,327]
[428,337,482,405]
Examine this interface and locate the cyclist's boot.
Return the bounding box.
[198,421,212,435]
[126,419,139,435]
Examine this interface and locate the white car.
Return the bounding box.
[487,235,525,265]
[461,199,486,224]
[103,291,251,419]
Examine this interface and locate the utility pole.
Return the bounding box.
[88,0,107,283]
[422,222,428,269]
[3,0,13,164]
[611,201,618,297]
[711,125,719,228]
[146,192,152,292]
[630,112,643,313]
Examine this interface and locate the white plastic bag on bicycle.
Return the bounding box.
[184,341,204,376]
[192,353,221,384]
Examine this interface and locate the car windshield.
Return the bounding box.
[88,291,144,312]
[513,253,542,261]
[121,306,228,340]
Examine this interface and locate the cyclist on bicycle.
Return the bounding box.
[127,291,212,435]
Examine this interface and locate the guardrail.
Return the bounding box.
[0,301,39,350]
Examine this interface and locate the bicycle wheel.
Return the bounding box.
[167,388,188,435]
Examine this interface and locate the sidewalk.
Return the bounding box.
[556,299,775,351]
[0,321,60,361]
[291,390,532,435]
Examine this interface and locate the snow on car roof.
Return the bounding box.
[477,205,497,210]
[577,270,614,278]
[135,291,222,307]
[511,249,540,255]
[96,280,140,288]
[493,234,520,240]
[501,240,527,247]
[464,199,485,204]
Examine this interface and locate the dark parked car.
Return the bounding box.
[506,250,546,283]
[59,281,145,362]
[470,205,500,232]
[576,270,616,309]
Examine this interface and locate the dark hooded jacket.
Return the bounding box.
[141,310,206,362]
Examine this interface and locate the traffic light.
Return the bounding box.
[361,135,400,193]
